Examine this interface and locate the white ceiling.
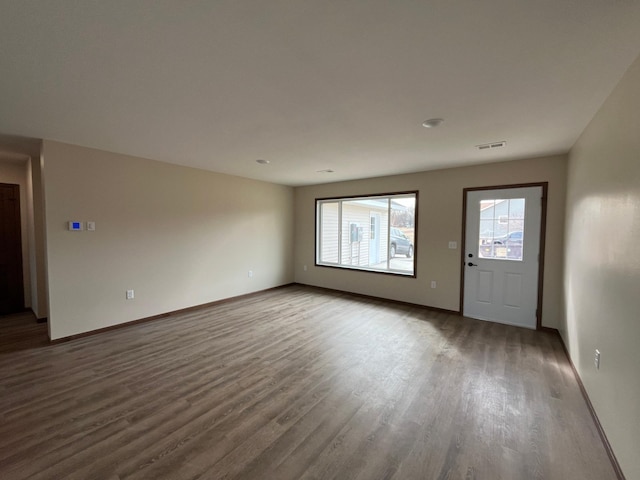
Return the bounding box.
[1,1,640,186]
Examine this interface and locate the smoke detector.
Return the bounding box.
[422,118,444,128]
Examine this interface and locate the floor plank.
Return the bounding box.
[0,286,616,479]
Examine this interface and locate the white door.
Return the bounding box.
[463,186,542,329]
[369,213,380,264]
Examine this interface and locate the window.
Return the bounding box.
[478,198,525,261]
[316,192,417,276]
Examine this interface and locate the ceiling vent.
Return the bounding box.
[476,141,506,151]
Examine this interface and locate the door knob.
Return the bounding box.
[468,262,477,267]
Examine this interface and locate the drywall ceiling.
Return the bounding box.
[1,1,639,186]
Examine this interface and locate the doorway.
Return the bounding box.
[461,184,547,329]
[0,183,24,315]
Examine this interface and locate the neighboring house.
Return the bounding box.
[320,198,390,267]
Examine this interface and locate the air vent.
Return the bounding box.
[476,141,506,150]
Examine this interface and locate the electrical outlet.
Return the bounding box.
[431,281,437,289]
[595,349,601,370]
[126,290,134,300]
[248,270,253,278]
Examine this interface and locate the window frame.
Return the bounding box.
[315,191,418,278]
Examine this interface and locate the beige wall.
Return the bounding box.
[0,158,31,308]
[563,54,640,479]
[42,140,294,340]
[294,154,567,328]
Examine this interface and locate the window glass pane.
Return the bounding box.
[316,193,416,276]
[319,202,339,264]
[341,198,387,266]
[389,196,415,273]
[478,198,525,261]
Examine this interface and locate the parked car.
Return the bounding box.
[390,227,413,258]
[480,231,523,259]
[494,231,523,245]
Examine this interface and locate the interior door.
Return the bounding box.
[0,183,24,315]
[463,186,542,329]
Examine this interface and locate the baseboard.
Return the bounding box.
[29,308,48,323]
[292,282,460,315]
[49,283,295,344]
[551,328,626,480]
[539,326,557,334]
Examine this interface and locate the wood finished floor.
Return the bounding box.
[0,285,615,480]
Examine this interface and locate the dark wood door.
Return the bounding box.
[0,183,24,315]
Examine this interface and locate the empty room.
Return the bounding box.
[1,2,639,479]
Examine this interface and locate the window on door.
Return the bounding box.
[478,198,525,261]
[316,192,417,276]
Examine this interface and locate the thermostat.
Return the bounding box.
[68,221,84,231]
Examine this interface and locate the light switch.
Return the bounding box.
[448,241,457,249]
[87,221,96,231]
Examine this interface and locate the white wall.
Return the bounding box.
[563,53,640,479]
[42,140,294,340]
[294,154,567,328]
[0,158,31,308]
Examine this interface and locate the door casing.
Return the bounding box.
[459,182,548,329]
[0,183,25,316]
